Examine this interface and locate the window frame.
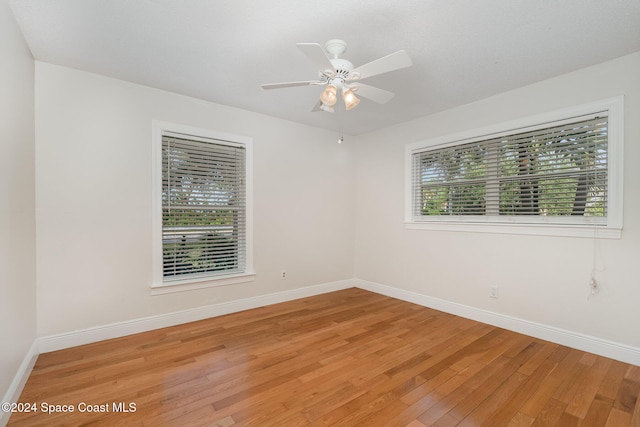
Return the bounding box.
[405,97,624,238]
[151,121,254,294]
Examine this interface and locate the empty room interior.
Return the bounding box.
[2,0,640,425]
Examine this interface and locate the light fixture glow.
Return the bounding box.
[342,88,360,111]
[320,84,338,107]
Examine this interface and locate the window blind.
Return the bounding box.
[412,115,608,223]
[162,135,246,281]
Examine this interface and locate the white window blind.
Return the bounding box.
[411,115,609,225]
[162,134,246,281]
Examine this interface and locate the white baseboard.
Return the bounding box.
[354,279,640,366]
[2,279,353,426]
[0,340,39,427]
[7,275,638,424]
[33,278,640,364]
[0,279,640,427]
[38,279,354,354]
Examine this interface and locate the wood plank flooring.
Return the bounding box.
[7,288,640,426]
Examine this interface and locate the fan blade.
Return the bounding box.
[261,80,324,90]
[297,43,335,74]
[352,83,395,104]
[350,50,412,80]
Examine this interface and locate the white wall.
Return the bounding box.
[0,0,36,406]
[22,30,640,366]
[354,52,640,348]
[35,62,355,336]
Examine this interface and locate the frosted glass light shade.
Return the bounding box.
[320,85,338,107]
[343,88,360,110]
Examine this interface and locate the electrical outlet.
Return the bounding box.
[489,286,499,299]
[281,270,287,280]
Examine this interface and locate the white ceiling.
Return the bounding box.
[9,0,640,135]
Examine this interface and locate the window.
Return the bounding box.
[152,122,253,292]
[406,97,623,238]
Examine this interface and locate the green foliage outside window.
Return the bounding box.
[416,117,608,218]
[162,137,245,279]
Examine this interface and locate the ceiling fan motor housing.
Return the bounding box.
[324,39,355,86]
[329,59,354,86]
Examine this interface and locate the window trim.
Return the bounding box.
[405,97,624,238]
[151,121,254,293]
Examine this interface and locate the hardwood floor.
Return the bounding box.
[7,288,640,426]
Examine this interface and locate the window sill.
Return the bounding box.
[151,272,256,295]
[405,221,622,239]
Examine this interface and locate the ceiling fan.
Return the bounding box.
[261,39,412,113]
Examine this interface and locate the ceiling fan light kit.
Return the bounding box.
[320,84,338,106]
[342,87,360,111]
[261,39,412,113]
